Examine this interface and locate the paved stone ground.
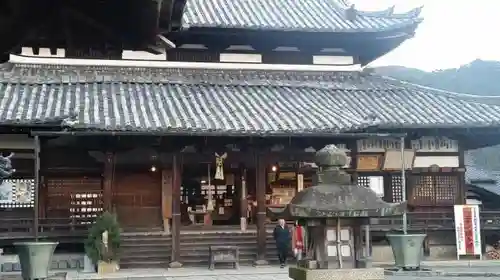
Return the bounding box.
[0,272,494,280]
[4,261,500,280]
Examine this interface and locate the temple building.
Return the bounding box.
[1,0,500,269]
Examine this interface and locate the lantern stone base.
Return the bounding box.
[289,266,384,280]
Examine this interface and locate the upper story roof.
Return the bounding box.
[182,0,423,32]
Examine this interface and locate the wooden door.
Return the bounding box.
[113,171,162,229]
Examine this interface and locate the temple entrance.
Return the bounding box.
[180,162,244,228]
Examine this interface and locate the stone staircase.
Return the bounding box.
[120,226,294,268]
[179,230,282,267]
[120,232,172,269]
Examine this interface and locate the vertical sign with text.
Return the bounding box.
[454,205,482,259]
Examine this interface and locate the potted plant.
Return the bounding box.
[84,211,121,275]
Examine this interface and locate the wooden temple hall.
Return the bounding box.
[2,0,500,267]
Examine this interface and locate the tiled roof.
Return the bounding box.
[466,153,500,196]
[182,0,423,32]
[2,63,500,135]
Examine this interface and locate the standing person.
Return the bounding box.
[292,221,305,261]
[273,218,291,268]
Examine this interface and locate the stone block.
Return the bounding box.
[13,262,21,271]
[69,259,79,269]
[253,259,269,267]
[2,262,13,272]
[168,261,183,269]
[289,267,384,280]
[50,261,58,270]
[58,260,70,269]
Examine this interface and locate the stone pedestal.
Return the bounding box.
[289,267,384,280]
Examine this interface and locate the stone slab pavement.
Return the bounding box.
[3,260,500,280]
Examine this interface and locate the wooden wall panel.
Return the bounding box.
[113,171,162,229]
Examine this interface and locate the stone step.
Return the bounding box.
[121,236,172,242]
[180,240,275,247]
[179,235,259,241]
[120,260,169,269]
[121,255,171,263]
[121,249,171,258]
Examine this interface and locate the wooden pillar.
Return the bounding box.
[457,145,466,204]
[103,152,114,212]
[254,153,268,265]
[364,223,372,267]
[240,167,248,231]
[161,169,173,233]
[348,140,359,184]
[33,136,40,241]
[38,176,47,219]
[170,154,182,268]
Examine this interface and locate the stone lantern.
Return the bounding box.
[278,145,407,280]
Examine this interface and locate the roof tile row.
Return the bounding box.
[1,64,500,135]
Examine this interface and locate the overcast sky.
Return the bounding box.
[353,0,499,71]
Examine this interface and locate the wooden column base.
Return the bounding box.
[163,218,170,234]
[170,213,182,268]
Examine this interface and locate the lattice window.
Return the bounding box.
[0,179,34,208]
[390,175,404,203]
[47,178,103,224]
[435,176,458,204]
[411,176,434,205]
[357,176,370,188]
[357,176,384,198]
[410,175,458,206]
[69,193,103,224]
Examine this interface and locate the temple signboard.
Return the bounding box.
[454,205,482,260]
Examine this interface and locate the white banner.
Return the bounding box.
[454,205,482,259]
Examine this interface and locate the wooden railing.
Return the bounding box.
[0,217,94,239]
[2,211,500,239]
[372,211,500,231]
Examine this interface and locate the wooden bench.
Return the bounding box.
[208,245,239,270]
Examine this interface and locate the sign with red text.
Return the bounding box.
[454,205,482,259]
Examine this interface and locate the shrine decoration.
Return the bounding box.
[214,152,227,180]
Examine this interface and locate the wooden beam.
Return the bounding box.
[33,135,41,241]
[161,168,173,233]
[169,154,182,268]
[254,153,268,266]
[457,142,466,204]
[239,167,248,231]
[103,152,114,212]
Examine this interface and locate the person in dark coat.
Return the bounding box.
[273,218,291,268]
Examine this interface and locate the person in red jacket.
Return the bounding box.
[292,221,305,261]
